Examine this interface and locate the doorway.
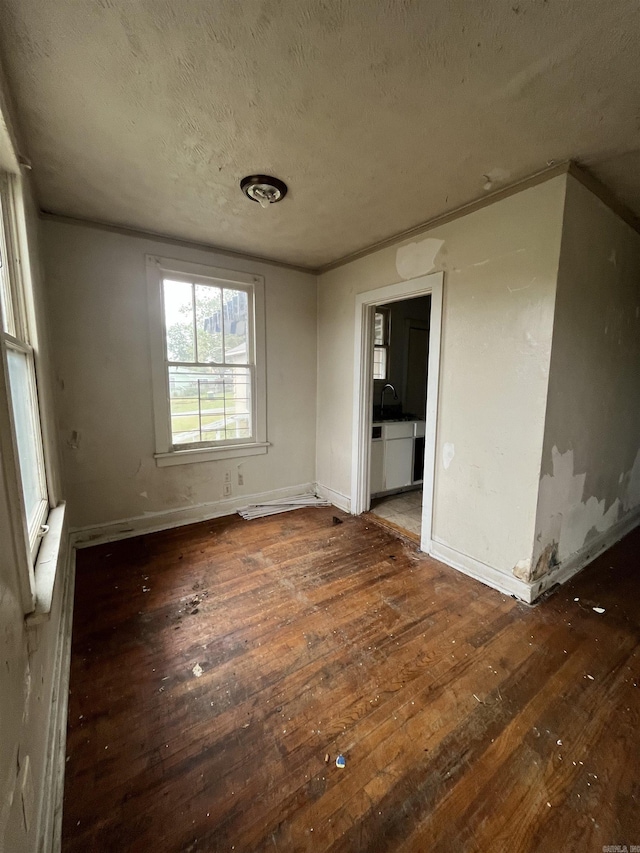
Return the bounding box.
[350,272,443,553]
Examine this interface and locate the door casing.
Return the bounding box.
[350,271,443,553]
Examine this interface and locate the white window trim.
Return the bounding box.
[146,255,268,466]
[0,172,65,619]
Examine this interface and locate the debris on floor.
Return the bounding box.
[192,663,203,678]
[336,754,346,769]
[238,493,330,520]
[592,606,605,614]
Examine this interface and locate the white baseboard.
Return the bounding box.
[37,543,76,853]
[70,482,317,548]
[429,539,534,603]
[531,506,640,601]
[430,507,640,605]
[314,482,351,513]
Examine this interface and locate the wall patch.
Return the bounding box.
[395,238,444,280]
[442,442,455,470]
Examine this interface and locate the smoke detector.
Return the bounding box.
[240,175,288,209]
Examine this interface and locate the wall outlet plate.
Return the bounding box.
[223,483,232,497]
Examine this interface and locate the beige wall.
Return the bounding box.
[41,219,318,530]
[532,175,640,577]
[317,176,567,580]
[0,175,68,851]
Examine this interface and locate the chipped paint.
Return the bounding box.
[482,167,511,191]
[532,446,640,581]
[622,449,640,512]
[395,238,444,280]
[512,558,531,581]
[530,542,559,581]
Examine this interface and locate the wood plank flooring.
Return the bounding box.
[62,508,640,852]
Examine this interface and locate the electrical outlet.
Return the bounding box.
[223,483,232,497]
[224,471,231,484]
[238,471,244,486]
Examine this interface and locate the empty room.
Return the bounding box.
[1,2,639,851]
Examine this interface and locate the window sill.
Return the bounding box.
[26,501,66,627]
[154,442,270,467]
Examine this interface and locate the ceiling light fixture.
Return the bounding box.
[240,174,288,209]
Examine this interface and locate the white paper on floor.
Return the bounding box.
[238,493,330,520]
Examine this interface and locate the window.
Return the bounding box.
[147,257,268,466]
[0,175,49,563]
[373,308,390,380]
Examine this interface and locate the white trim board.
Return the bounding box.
[531,507,640,601]
[315,482,351,513]
[350,271,443,555]
[431,506,640,605]
[35,542,75,853]
[71,482,317,548]
[430,540,534,603]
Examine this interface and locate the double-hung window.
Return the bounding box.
[0,174,50,601]
[147,257,268,466]
[373,308,390,380]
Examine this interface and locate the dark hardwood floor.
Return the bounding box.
[62,507,640,852]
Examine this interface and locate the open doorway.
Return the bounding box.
[350,272,443,553]
[369,294,431,538]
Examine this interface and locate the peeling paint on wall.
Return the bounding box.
[531,446,640,581]
[622,449,640,512]
[395,238,444,280]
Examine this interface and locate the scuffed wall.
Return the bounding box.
[317,175,566,579]
[42,220,318,530]
[531,175,640,578]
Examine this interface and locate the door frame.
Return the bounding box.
[350,271,443,553]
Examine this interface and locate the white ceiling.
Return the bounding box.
[0,0,639,269]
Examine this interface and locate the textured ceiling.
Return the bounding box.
[0,0,639,269]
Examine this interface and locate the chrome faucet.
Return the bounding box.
[380,383,398,419]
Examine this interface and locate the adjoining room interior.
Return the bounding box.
[369,294,431,540]
[1,3,639,851]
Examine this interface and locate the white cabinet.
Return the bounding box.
[384,436,413,490]
[370,439,385,494]
[371,420,426,495]
[384,422,414,440]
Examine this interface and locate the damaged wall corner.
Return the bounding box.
[529,172,640,594]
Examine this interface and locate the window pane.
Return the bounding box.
[374,312,386,346]
[195,284,222,363]
[163,279,194,362]
[0,217,15,336]
[223,288,249,364]
[168,365,252,445]
[7,348,46,531]
[373,347,387,380]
